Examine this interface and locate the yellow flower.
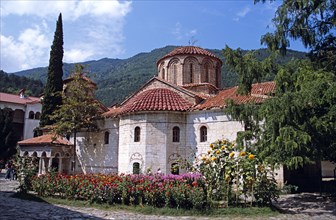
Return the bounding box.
[216,150,220,155]
[207,150,211,154]
[201,156,207,161]
[248,154,255,160]
[211,156,216,161]
[240,151,246,156]
[221,146,225,150]
[210,143,214,149]
[229,152,235,158]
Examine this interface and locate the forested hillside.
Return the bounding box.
[0,70,44,96]
[12,46,307,106]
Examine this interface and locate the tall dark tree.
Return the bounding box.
[0,108,17,161]
[40,13,64,127]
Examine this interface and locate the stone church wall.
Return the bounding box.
[76,118,119,174]
[186,110,244,159]
[118,112,187,174]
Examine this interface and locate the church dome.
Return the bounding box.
[157,46,222,65]
[121,88,192,114]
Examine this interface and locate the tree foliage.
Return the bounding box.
[51,64,101,137]
[223,0,336,168]
[0,108,17,161]
[40,13,64,127]
[258,0,336,71]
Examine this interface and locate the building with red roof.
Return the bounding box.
[0,90,42,141]
[16,46,281,180]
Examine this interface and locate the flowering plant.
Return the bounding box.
[199,139,279,207]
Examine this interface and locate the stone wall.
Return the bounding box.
[118,112,187,174]
[76,118,119,174]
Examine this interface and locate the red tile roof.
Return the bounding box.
[194,81,275,110]
[63,73,97,87]
[121,88,193,114]
[102,106,123,118]
[0,92,40,105]
[157,46,222,65]
[18,134,73,146]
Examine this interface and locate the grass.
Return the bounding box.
[12,192,279,218]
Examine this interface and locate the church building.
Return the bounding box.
[17,46,277,177]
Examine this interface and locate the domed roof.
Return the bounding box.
[157,46,222,65]
[121,88,192,114]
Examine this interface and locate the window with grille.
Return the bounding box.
[200,126,207,142]
[172,126,180,142]
[134,127,140,142]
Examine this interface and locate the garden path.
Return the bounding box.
[0,171,335,220]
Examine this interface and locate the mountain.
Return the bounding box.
[0,70,44,96]
[11,46,307,106]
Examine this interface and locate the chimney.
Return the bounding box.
[18,89,26,98]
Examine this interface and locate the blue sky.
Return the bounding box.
[1,0,306,73]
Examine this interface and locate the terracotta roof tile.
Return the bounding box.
[157,46,222,65]
[102,106,123,118]
[194,81,275,110]
[0,92,40,105]
[120,88,192,114]
[18,134,73,146]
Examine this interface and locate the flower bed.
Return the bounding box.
[31,172,206,209]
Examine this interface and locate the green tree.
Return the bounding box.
[223,0,336,168]
[40,13,64,127]
[51,64,101,173]
[258,0,335,71]
[0,108,17,161]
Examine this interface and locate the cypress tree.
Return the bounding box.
[40,13,64,127]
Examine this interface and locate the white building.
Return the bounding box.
[0,89,41,140]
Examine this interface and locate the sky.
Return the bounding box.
[0,0,307,73]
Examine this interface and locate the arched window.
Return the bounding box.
[35,112,40,119]
[204,63,209,82]
[172,126,180,142]
[104,131,110,144]
[134,127,140,142]
[173,64,177,84]
[162,68,165,80]
[189,63,193,83]
[133,162,140,174]
[28,111,34,119]
[200,126,207,142]
[171,163,179,175]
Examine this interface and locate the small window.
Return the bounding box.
[35,112,40,119]
[171,163,179,175]
[104,131,109,144]
[189,63,193,83]
[172,126,180,142]
[134,127,140,142]
[200,126,207,142]
[28,111,34,119]
[133,162,140,174]
[162,68,165,80]
[173,64,177,84]
[204,63,209,82]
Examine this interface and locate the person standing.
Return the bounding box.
[5,162,12,180]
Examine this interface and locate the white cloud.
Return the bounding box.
[1,24,51,71]
[0,0,132,72]
[234,6,251,21]
[172,22,197,42]
[1,0,132,21]
[64,49,94,63]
